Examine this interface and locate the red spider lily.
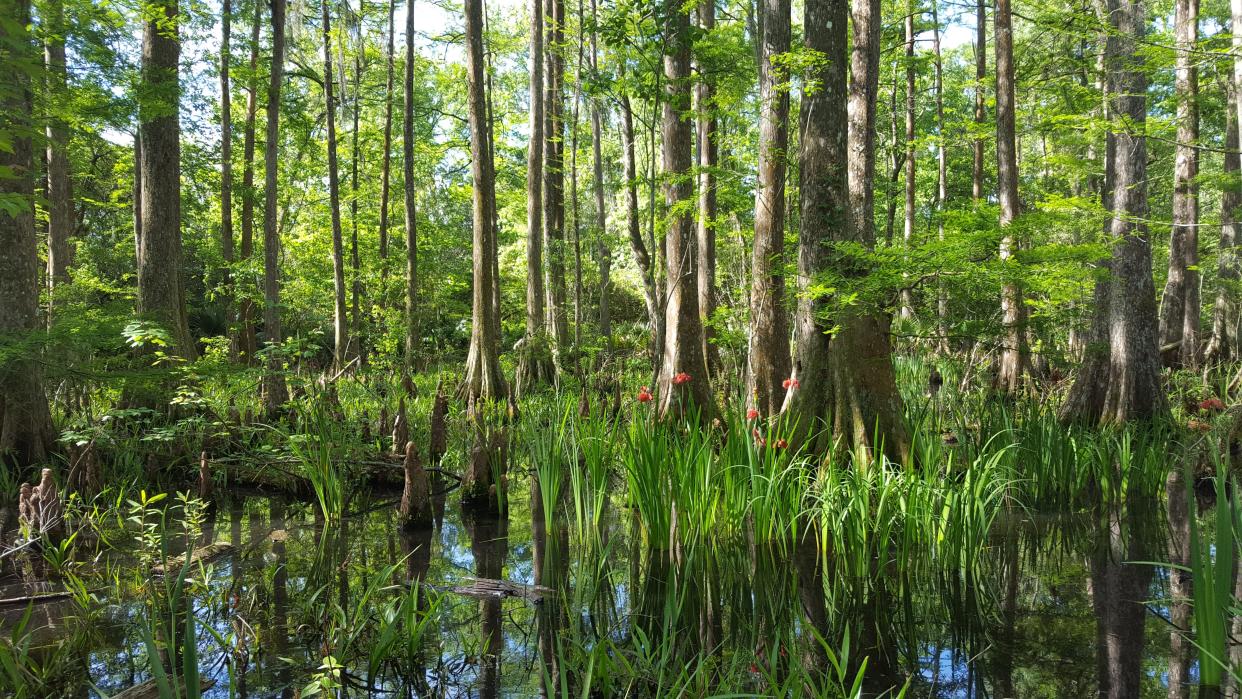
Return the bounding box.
[1188,418,1212,433]
[637,386,653,403]
[672,371,692,385]
[775,438,788,449]
[746,408,760,420]
[782,377,800,390]
[1200,397,1226,413]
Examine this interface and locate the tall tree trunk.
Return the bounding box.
[748,0,792,417]
[238,0,260,363]
[484,6,502,351]
[1160,0,1200,368]
[591,0,611,354]
[544,0,570,372]
[569,1,584,357]
[349,10,363,363]
[139,0,196,359]
[973,0,986,203]
[133,131,142,285]
[829,0,910,462]
[898,3,916,320]
[657,0,714,421]
[517,0,554,394]
[43,0,73,307]
[782,0,847,451]
[995,0,1027,391]
[462,0,506,400]
[403,0,419,367]
[695,0,717,372]
[932,0,949,353]
[379,0,395,286]
[220,0,236,355]
[621,84,662,371]
[321,0,348,373]
[262,0,289,415]
[1060,0,1165,424]
[1206,80,1240,365]
[884,57,900,245]
[0,0,55,466]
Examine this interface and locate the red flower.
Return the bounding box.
[782,377,800,390]
[1200,397,1226,413]
[775,438,788,449]
[753,428,766,447]
[672,372,692,385]
[637,386,653,403]
[746,408,760,420]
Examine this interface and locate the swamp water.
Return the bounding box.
[0,475,1190,698]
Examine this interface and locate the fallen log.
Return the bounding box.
[112,677,215,699]
[0,590,75,607]
[446,576,555,603]
[151,543,236,576]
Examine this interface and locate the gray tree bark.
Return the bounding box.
[138,0,196,360]
[621,83,663,373]
[517,0,554,394]
[932,0,949,353]
[748,0,791,417]
[262,0,289,414]
[974,0,986,203]
[379,0,395,283]
[898,3,916,320]
[591,0,611,353]
[237,0,261,363]
[220,0,236,355]
[825,0,911,463]
[0,0,55,466]
[1159,0,1201,368]
[462,0,506,400]
[43,0,73,304]
[782,0,847,451]
[995,0,1028,391]
[1060,0,1165,424]
[404,0,419,367]
[349,10,363,363]
[544,0,570,372]
[656,0,714,421]
[1206,80,1240,365]
[695,0,717,373]
[320,0,348,373]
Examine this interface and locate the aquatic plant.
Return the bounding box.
[283,400,350,522]
[1184,452,1237,694]
[523,397,574,531]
